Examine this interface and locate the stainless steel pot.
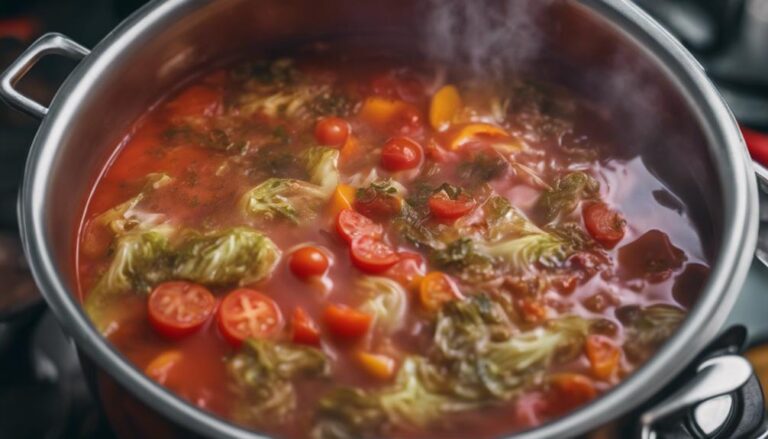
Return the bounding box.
[0,0,762,438]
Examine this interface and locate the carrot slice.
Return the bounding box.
[585,334,621,380]
[356,352,397,380]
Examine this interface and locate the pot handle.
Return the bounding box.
[639,355,755,438]
[0,33,89,119]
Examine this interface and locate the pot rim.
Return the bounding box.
[17,0,760,438]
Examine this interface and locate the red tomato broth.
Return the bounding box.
[73,48,710,439]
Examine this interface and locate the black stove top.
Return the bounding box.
[0,1,766,438]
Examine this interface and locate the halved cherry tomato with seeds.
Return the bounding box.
[428,192,476,221]
[583,202,625,248]
[314,117,350,147]
[292,308,321,345]
[350,235,400,273]
[419,272,462,311]
[147,281,216,339]
[324,304,373,339]
[289,246,330,279]
[217,289,283,347]
[335,209,383,243]
[585,334,621,380]
[380,137,423,172]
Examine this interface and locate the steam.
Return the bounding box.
[422,0,555,76]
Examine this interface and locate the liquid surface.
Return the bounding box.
[75,48,709,439]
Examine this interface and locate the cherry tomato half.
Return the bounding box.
[350,235,400,273]
[324,304,373,339]
[583,202,626,248]
[428,192,476,221]
[289,246,330,279]
[292,307,321,345]
[314,117,350,147]
[380,136,423,171]
[147,281,216,339]
[217,289,284,347]
[336,208,383,243]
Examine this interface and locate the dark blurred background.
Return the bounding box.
[0,0,766,438]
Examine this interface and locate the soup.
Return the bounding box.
[74,47,709,439]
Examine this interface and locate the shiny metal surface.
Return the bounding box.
[694,394,733,436]
[0,33,89,119]
[7,0,761,438]
[640,355,753,439]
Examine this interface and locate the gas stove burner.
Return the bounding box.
[0,312,114,439]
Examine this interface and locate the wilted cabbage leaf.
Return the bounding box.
[427,296,592,400]
[84,225,174,329]
[241,177,329,223]
[619,304,686,363]
[312,357,478,439]
[173,227,281,286]
[228,338,330,426]
[303,146,340,194]
[534,171,599,223]
[90,173,172,235]
[430,238,495,283]
[356,276,408,334]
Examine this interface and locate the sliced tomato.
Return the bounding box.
[428,192,476,221]
[217,289,284,347]
[419,272,462,311]
[314,117,350,147]
[289,246,330,279]
[335,208,383,243]
[583,202,625,248]
[585,334,621,380]
[147,281,215,339]
[324,304,373,339]
[380,137,423,171]
[350,235,400,273]
[292,308,321,346]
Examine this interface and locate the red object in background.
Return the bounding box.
[742,126,768,168]
[0,18,39,41]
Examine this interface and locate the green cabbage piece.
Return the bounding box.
[619,304,686,363]
[356,276,408,334]
[84,225,173,329]
[303,146,340,194]
[173,227,281,286]
[534,171,599,223]
[312,357,478,439]
[426,296,591,400]
[430,238,495,283]
[483,232,571,271]
[91,173,172,235]
[378,357,479,428]
[312,296,595,437]
[228,338,330,426]
[241,177,329,223]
